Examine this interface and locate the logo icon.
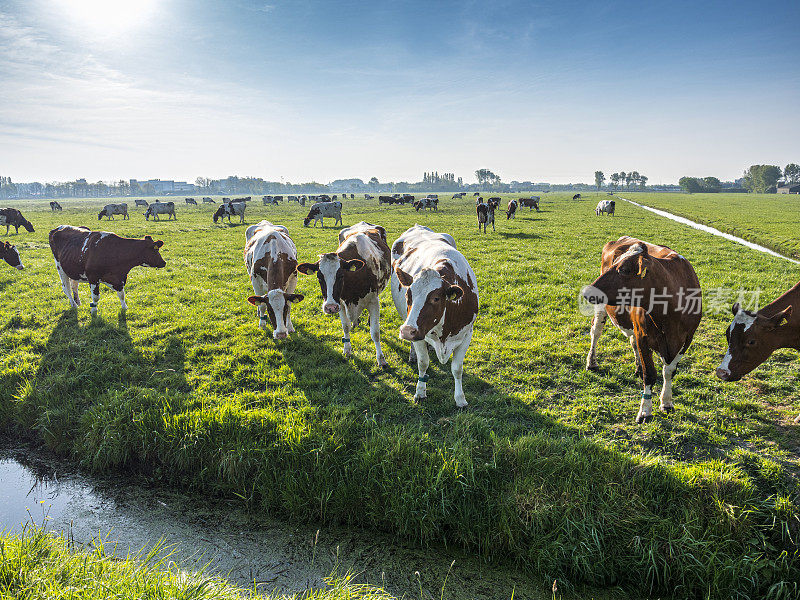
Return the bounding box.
[578,285,608,316]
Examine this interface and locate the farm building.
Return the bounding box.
[777,182,800,194]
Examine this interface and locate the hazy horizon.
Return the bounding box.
[1,0,798,185]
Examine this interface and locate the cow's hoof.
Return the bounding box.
[413,394,426,402]
[377,358,389,369]
[635,413,652,424]
[586,363,599,372]
[455,397,468,408]
[661,405,674,414]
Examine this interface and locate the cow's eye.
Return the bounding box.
[432,296,440,302]
[748,339,756,346]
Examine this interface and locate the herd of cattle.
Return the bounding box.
[0,197,797,423]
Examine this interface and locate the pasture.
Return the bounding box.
[0,193,798,599]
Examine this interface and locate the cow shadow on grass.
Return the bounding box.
[497,231,541,241]
[22,309,188,457]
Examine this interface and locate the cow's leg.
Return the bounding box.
[412,341,430,401]
[586,307,607,370]
[368,299,387,368]
[339,309,353,358]
[89,283,100,316]
[659,353,682,413]
[56,262,78,307]
[635,340,657,424]
[117,287,127,311]
[70,279,80,306]
[451,331,473,408]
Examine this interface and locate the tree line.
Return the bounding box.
[592,171,648,190]
[679,163,799,193]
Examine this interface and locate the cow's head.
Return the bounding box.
[140,235,166,268]
[716,303,794,381]
[98,209,106,220]
[297,253,364,314]
[21,218,34,232]
[247,290,304,339]
[1,241,23,270]
[212,206,225,223]
[395,266,463,341]
[584,243,651,307]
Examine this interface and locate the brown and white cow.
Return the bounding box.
[716,280,798,382]
[297,221,390,366]
[506,199,518,219]
[49,225,166,316]
[391,225,479,407]
[244,221,304,339]
[0,208,35,235]
[583,236,701,423]
[1,241,23,270]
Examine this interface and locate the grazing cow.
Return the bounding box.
[402,194,415,204]
[50,201,63,211]
[98,203,129,220]
[135,199,149,207]
[413,197,438,211]
[144,201,176,221]
[287,196,298,203]
[473,192,480,196]
[487,197,501,211]
[185,198,197,205]
[583,236,702,423]
[378,196,395,205]
[202,197,214,203]
[263,196,278,205]
[299,195,307,206]
[1,241,23,270]
[244,221,304,339]
[573,193,582,200]
[506,199,518,219]
[391,225,479,407]
[304,201,342,228]
[222,197,231,202]
[477,200,495,233]
[274,196,284,202]
[233,197,251,202]
[49,225,166,316]
[0,208,35,235]
[716,281,799,382]
[596,200,616,216]
[213,201,246,224]
[518,197,540,211]
[297,221,391,365]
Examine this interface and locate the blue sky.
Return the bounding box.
[0,0,798,184]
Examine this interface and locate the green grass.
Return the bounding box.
[0,525,397,600]
[0,193,798,599]
[621,192,800,259]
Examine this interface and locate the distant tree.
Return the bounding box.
[702,177,721,192]
[743,165,782,193]
[619,171,627,189]
[594,171,605,189]
[369,177,379,185]
[609,173,618,189]
[784,163,800,183]
[679,177,703,193]
[639,175,648,189]
[475,169,497,185]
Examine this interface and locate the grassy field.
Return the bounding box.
[0,193,798,599]
[622,192,800,260]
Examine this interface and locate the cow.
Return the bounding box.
[234,197,251,202]
[379,196,395,205]
[49,225,166,316]
[573,193,582,200]
[144,201,176,221]
[317,195,331,202]
[476,200,495,233]
[263,196,278,205]
[402,194,415,204]
[222,197,231,202]
[350,194,355,199]
[473,192,480,196]
[391,225,479,407]
[332,195,338,200]
[297,221,390,366]
[213,201,246,224]
[414,197,438,212]
[304,201,342,228]
[716,281,798,383]
[519,197,540,211]
[1,241,23,270]
[583,236,702,423]
[50,201,63,211]
[98,203,129,220]
[0,208,35,235]
[299,195,307,206]
[364,194,374,200]
[287,196,298,203]
[185,198,197,205]
[596,200,616,216]
[274,196,284,202]
[202,197,214,203]
[506,199,518,219]
[135,199,149,207]
[244,221,304,339]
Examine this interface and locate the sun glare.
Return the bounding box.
[53,0,159,35]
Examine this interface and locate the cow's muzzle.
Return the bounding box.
[715,367,740,382]
[273,331,288,340]
[324,302,340,314]
[399,325,423,341]
[15,264,24,270]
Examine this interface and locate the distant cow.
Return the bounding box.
[297,221,391,366]
[273,196,284,202]
[473,192,480,196]
[364,194,374,200]
[98,203,129,220]
[350,194,355,199]
[402,194,415,204]
[144,201,176,221]
[304,201,342,228]
[287,196,298,203]
[0,208,35,235]
[391,225,479,407]
[596,200,615,216]
[234,197,251,202]
[476,200,495,233]
[716,280,799,383]
[1,241,23,270]
[299,195,307,206]
[263,196,279,205]
[202,197,214,203]
[244,221,304,339]
[49,225,166,316]
[135,199,149,207]
[573,194,582,200]
[213,201,246,224]
[413,197,438,211]
[583,236,701,423]
[50,201,63,211]
[506,199,518,219]
[487,197,501,211]
[519,197,540,211]
[185,198,197,205]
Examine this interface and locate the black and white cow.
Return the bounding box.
[0,208,35,235]
[263,196,278,205]
[519,197,540,211]
[304,201,342,228]
[213,201,246,223]
[391,225,480,407]
[596,200,615,216]
[144,201,176,221]
[185,198,197,205]
[202,197,214,203]
[476,199,495,233]
[135,199,149,207]
[244,221,304,339]
[1,241,23,270]
[98,203,128,220]
[50,201,63,211]
[413,197,438,211]
[297,221,391,366]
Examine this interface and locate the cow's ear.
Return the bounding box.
[144,235,153,241]
[247,295,267,305]
[637,255,650,278]
[394,266,413,287]
[154,240,164,249]
[344,259,364,272]
[296,262,318,275]
[445,285,464,301]
[285,293,304,303]
[731,302,741,316]
[374,225,387,241]
[768,305,793,329]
